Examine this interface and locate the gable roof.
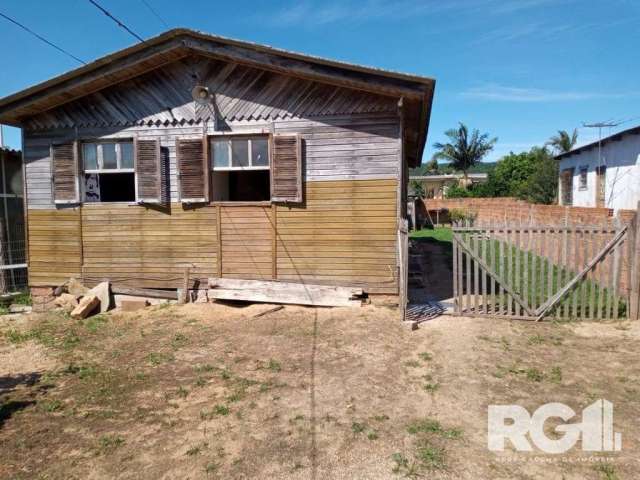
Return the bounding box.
[0,28,435,166]
[555,124,640,161]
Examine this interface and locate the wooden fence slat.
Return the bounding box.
[547,227,554,313]
[571,224,580,319]
[473,233,480,314]
[498,231,505,315]
[594,227,604,319]
[612,217,622,320]
[481,230,488,313]
[514,219,522,317]
[523,220,530,313]
[505,221,518,315]
[458,223,465,314]
[465,233,471,311]
[530,226,538,311]
[452,226,459,314]
[558,218,569,318]
[490,223,496,314]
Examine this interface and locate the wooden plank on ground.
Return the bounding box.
[208,278,362,307]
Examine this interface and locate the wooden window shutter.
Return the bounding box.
[51,142,79,204]
[177,137,209,203]
[271,135,302,203]
[134,138,165,203]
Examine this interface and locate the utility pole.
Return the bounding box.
[0,124,4,148]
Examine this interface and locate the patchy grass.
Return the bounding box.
[0,304,637,479]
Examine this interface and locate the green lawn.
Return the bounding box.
[410,227,453,243]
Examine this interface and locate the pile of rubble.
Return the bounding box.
[53,279,112,319]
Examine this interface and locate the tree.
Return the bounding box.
[424,157,439,173]
[410,180,426,199]
[483,147,557,204]
[433,123,497,183]
[546,129,578,154]
[520,148,558,204]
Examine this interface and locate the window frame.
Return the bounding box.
[210,135,270,172]
[82,140,135,174]
[80,139,136,204]
[578,165,588,190]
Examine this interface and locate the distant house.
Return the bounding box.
[556,125,640,211]
[409,173,488,199]
[0,28,435,302]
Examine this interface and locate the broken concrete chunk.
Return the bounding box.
[70,295,99,319]
[54,293,79,311]
[67,278,89,297]
[120,300,150,312]
[88,281,111,313]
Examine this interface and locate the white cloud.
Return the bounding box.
[265,0,569,27]
[459,84,636,103]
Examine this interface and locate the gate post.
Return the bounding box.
[630,202,640,320]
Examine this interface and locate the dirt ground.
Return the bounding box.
[0,302,638,479]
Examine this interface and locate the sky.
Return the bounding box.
[1,0,639,162]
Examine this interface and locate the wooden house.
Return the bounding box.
[0,29,435,304]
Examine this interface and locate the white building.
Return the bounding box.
[556,126,640,211]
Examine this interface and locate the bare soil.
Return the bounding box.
[0,303,638,479]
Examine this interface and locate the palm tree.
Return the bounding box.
[432,123,497,184]
[546,129,578,154]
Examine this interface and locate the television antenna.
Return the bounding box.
[582,120,621,168]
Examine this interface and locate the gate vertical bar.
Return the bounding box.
[452,225,459,314]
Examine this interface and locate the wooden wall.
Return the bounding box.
[276,179,397,293]
[80,203,218,288]
[22,56,403,295]
[220,205,273,280]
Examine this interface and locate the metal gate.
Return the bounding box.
[451,220,633,321]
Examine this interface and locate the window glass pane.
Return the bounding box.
[121,142,134,169]
[102,143,117,169]
[212,140,230,168]
[83,144,98,170]
[231,139,249,167]
[251,138,269,167]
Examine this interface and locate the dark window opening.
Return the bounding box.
[211,170,270,202]
[84,173,135,202]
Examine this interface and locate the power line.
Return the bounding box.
[0,11,86,65]
[87,0,144,42]
[140,0,169,29]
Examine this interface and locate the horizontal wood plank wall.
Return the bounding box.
[277,179,398,294]
[27,208,82,286]
[220,206,273,280]
[274,114,400,181]
[79,203,217,288]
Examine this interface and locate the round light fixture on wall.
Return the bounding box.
[191,85,212,105]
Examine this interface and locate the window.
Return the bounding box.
[82,141,135,202]
[578,166,588,190]
[210,136,270,201]
[561,168,574,206]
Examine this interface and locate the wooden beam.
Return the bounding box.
[112,285,178,300]
[208,278,363,307]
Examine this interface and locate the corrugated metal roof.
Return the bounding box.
[555,124,640,160]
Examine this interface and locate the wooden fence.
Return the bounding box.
[452,206,640,321]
